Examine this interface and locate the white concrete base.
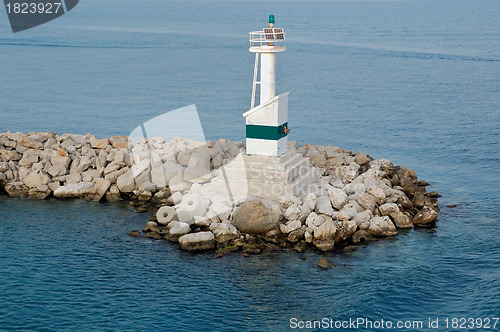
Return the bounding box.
[211,150,321,200]
[246,137,287,157]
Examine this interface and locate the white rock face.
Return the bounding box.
[379,203,399,217]
[23,172,50,188]
[178,231,215,251]
[54,182,95,198]
[184,152,211,183]
[85,178,111,201]
[315,196,334,216]
[314,217,337,240]
[283,220,302,234]
[284,205,301,221]
[169,222,191,236]
[306,212,324,229]
[367,185,386,204]
[358,193,376,211]
[368,216,398,237]
[328,187,347,210]
[117,170,135,193]
[209,223,239,243]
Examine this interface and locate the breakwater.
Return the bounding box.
[0,131,439,256]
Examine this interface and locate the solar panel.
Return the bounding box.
[274,28,284,40]
[264,28,275,40]
[263,28,285,41]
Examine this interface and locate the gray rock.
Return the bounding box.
[51,155,71,168]
[413,206,438,226]
[352,230,376,244]
[169,222,191,237]
[358,193,377,211]
[318,257,334,269]
[231,200,280,234]
[19,152,39,167]
[54,182,95,198]
[379,203,399,217]
[284,205,301,221]
[316,196,334,216]
[368,216,398,237]
[85,178,111,201]
[314,217,337,240]
[0,162,9,172]
[47,164,67,177]
[210,223,239,243]
[117,169,136,193]
[312,238,335,251]
[23,171,50,188]
[65,173,82,184]
[178,231,215,251]
[4,181,29,197]
[328,187,347,209]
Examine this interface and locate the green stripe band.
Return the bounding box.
[246,122,288,141]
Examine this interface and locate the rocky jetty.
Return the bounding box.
[0,131,440,255]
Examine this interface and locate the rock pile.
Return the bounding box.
[0,132,440,255]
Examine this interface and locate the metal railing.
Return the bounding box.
[249,31,286,49]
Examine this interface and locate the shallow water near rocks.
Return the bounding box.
[1,0,499,330]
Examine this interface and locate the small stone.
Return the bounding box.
[284,205,301,221]
[128,230,142,237]
[316,196,334,216]
[328,187,348,210]
[288,229,305,243]
[317,257,335,269]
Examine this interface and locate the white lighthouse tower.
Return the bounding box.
[212,15,319,200]
[243,15,289,157]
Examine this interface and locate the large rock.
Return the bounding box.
[116,170,136,193]
[169,222,191,237]
[379,203,399,217]
[367,216,398,237]
[413,206,438,226]
[4,181,29,197]
[328,187,348,210]
[19,151,39,167]
[334,219,358,242]
[51,155,71,168]
[393,211,413,228]
[0,149,22,161]
[54,182,95,198]
[209,223,239,243]
[312,238,335,251]
[178,231,215,251]
[284,205,301,221]
[314,217,337,240]
[358,193,376,211]
[85,178,111,201]
[184,152,211,183]
[23,171,50,188]
[231,200,280,234]
[316,196,334,216]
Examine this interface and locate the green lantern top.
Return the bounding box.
[269,14,275,24]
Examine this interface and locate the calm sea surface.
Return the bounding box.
[1,0,499,330]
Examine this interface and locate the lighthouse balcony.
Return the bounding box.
[249,30,286,53]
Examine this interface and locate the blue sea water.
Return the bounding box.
[1,0,499,330]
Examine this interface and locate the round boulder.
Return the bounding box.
[231,200,280,234]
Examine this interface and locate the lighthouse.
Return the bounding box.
[243,15,289,157]
[212,15,318,200]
